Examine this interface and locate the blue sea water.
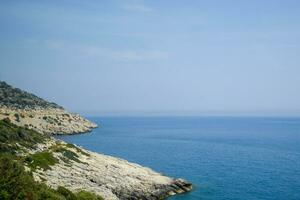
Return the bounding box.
[56,116,300,200]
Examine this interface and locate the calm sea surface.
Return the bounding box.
[56,116,300,200]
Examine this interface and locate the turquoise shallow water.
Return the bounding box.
[56,116,300,200]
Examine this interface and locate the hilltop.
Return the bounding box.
[0,81,62,109]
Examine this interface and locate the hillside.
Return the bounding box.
[0,81,97,135]
[0,119,104,200]
[0,81,62,109]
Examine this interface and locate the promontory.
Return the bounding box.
[0,81,192,200]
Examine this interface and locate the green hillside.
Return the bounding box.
[0,119,103,200]
[0,81,63,109]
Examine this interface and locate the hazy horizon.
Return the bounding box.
[1,1,300,116]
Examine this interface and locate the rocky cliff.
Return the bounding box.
[0,81,97,135]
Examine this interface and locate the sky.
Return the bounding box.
[1,0,300,116]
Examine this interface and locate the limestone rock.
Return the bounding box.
[0,107,97,135]
[0,81,97,135]
[30,140,192,200]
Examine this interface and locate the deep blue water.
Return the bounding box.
[56,117,300,200]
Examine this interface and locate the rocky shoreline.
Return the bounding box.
[0,105,193,199]
[27,138,192,200]
[0,81,192,199]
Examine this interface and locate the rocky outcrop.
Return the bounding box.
[0,81,97,135]
[0,106,97,135]
[27,139,192,200]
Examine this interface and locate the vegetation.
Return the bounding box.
[54,146,83,163]
[0,154,103,200]
[26,151,58,171]
[0,120,104,199]
[14,113,20,122]
[76,191,104,200]
[0,153,61,200]
[0,119,46,152]
[0,81,63,109]
[66,143,90,157]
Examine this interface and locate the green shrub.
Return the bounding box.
[57,186,77,200]
[38,187,65,200]
[66,143,90,156]
[14,113,20,122]
[54,147,86,164]
[0,154,104,200]
[0,154,38,199]
[26,151,58,170]
[57,187,104,200]
[76,191,104,200]
[0,120,47,151]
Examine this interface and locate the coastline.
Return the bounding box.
[0,108,192,199]
[33,133,193,200]
[0,107,193,199]
[0,81,192,199]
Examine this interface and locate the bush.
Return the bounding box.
[55,147,81,163]
[0,154,38,199]
[26,151,58,170]
[76,191,104,200]
[66,144,90,157]
[57,186,77,200]
[14,113,20,122]
[0,119,46,151]
[0,154,104,200]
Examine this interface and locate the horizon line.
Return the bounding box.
[71,110,300,118]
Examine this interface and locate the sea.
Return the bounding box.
[56,116,300,200]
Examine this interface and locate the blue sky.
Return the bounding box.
[1,0,300,116]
